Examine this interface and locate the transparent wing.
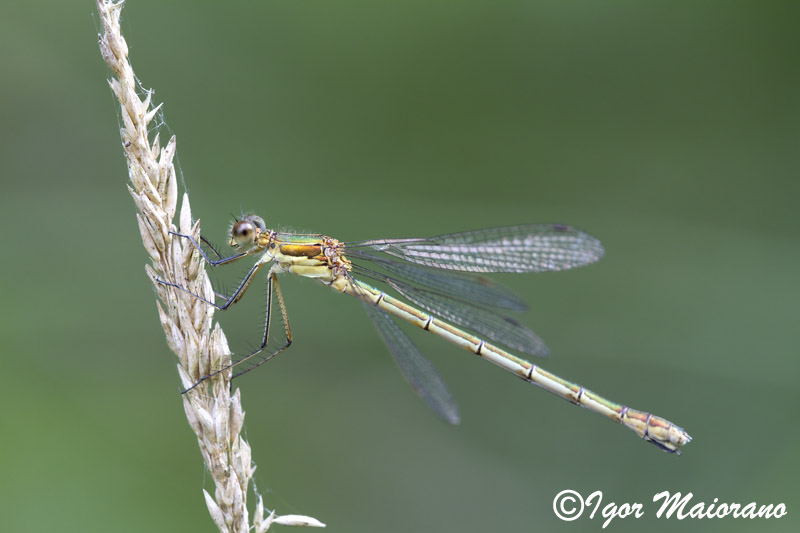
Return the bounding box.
[384,279,549,357]
[362,302,461,425]
[350,224,604,273]
[348,252,527,311]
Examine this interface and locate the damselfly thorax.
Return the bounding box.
[228,217,352,284]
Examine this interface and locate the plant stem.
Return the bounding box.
[95,1,324,530]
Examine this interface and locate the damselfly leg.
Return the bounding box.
[157,232,292,392]
[169,230,252,266]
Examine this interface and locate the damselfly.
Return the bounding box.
[159,216,691,453]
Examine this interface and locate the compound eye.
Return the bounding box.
[230,220,256,247]
[244,215,266,231]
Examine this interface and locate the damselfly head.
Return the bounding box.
[229,214,266,248]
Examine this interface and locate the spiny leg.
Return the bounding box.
[157,260,266,311]
[231,272,293,379]
[199,235,225,261]
[170,230,253,266]
[157,231,280,392]
[180,271,292,393]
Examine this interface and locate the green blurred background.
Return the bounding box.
[1,1,798,532]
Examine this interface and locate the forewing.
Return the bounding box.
[375,224,604,273]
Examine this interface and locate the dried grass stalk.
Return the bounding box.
[95,1,324,530]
